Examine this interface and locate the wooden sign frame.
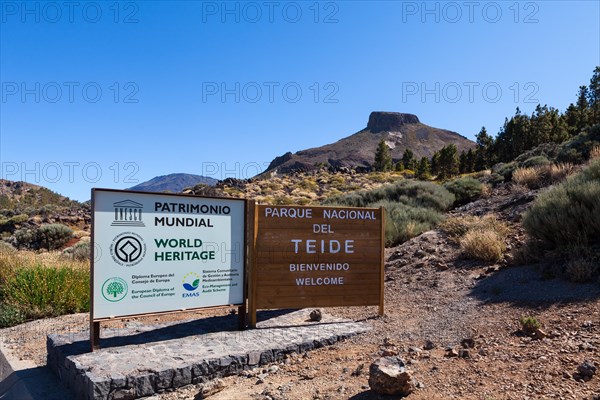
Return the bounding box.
[248,203,385,327]
[90,189,249,351]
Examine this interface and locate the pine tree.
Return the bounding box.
[402,149,414,170]
[459,151,468,174]
[588,66,600,125]
[416,157,431,180]
[438,144,459,180]
[431,151,440,177]
[373,140,392,171]
[474,126,494,170]
[466,148,475,173]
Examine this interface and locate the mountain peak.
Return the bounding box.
[367,112,420,133]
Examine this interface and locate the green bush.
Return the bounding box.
[372,200,444,246]
[444,177,483,206]
[14,228,36,249]
[523,159,600,248]
[13,224,73,250]
[522,155,550,168]
[0,240,17,254]
[519,316,541,335]
[0,303,25,328]
[557,124,600,163]
[324,181,452,245]
[493,162,517,182]
[325,180,454,212]
[3,264,89,319]
[62,240,91,261]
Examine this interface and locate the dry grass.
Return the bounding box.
[565,256,599,283]
[441,215,510,262]
[460,229,506,262]
[441,215,510,240]
[590,145,600,160]
[513,163,575,189]
[512,166,543,188]
[547,163,574,182]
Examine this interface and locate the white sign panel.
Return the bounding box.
[92,189,245,320]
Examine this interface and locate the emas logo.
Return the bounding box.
[182,272,200,298]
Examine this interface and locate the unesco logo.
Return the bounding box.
[111,200,145,227]
[110,232,146,267]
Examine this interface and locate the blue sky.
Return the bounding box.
[1,0,599,201]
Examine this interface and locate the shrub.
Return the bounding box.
[441,215,510,240]
[522,155,550,168]
[13,223,73,250]
[0,240,17,254]
[519,316,541,335]
[459,229,506,262]
[494,162,517,182]
[513,163,575,189]
[0,303,25,328]
[565,256,599,283]
[14,228,36,249]
[3,263,89,319]
[523,159,600,248]
[444,177,483,206]
[324,181,453,245]
[373,200,444,246]
[557,124,600,163]
[440,215,480,238]
[442,215,510,262]
[512,167,543,188]
[62,240,91,261]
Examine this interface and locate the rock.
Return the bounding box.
[381,348,398,357]
[351,364,364,377]
[436,262,449,271]
[368,357,415,396]
[423,340,435,350]
[577,361,597,378]
[533,328,547,340]
[461,338,476,348]
[309,309,322,322]
[458,349,470,358]
[445,348,459,358]
[201,379,225,397]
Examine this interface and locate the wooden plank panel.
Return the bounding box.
[253,204,384,314]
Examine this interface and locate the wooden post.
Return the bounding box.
[379,206,385,316]
[237,304,246,330]
[90,321,100,351]
[248,201,258,328]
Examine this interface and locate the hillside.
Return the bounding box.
[264,112,475,174]
[128,173,217,193]
[0,180,79,210]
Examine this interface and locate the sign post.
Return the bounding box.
[249,204,384,327]
[90,189,247,350]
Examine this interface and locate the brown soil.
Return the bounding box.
[1,184,599,399]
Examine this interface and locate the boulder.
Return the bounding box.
[368,357,415,396]
[309,309,322,322]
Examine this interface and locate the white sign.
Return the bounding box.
[92,189,245,320]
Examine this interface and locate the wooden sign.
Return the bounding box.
[249,204,384,326]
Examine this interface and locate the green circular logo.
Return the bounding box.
[101,277,128,302]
